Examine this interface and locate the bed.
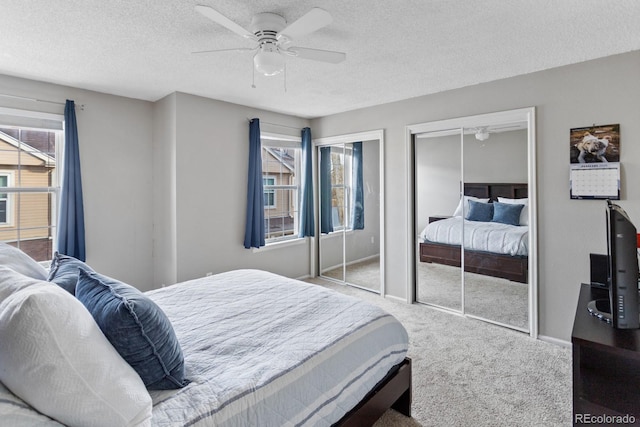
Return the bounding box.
[419,183,529,283]
[0,244,411,427]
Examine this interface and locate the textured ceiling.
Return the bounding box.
[1,1,639,118]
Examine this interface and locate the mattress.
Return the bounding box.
[420,217,528,256]
[0,269,408,426]
[146,269,408,426]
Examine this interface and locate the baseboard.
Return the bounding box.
[538,334,571,348]
[383,294,408,303]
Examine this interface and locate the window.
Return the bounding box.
[0,115,62,262]
[0,173,9,224]
[263,176,276,208]
[261,134,301,243]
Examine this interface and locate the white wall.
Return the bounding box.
[312,51,640,341]
[0,74,155,290]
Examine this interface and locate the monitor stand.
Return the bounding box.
[587,299,612,324]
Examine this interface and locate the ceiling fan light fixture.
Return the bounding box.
[253,49,284,76]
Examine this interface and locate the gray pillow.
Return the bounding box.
[47,252,95,295]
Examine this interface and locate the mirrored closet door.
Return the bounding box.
[316,131,384,294]
[411,108,537,336]
[414,129,463,311]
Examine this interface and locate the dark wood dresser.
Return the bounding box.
[572,283,640,425]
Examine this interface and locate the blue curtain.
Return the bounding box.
[319,146,333,234]
[351,142,364,230]
[244,118,265,249]
[298,127,315,237]
[58,100,86,261]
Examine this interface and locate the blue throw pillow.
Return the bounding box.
[492,202,524,226]
[75,269,187,390]
[47,252,95,295]
[466,199,494,222]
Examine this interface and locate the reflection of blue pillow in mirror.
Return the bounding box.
[492,202,524,226]
[466,200,494,222]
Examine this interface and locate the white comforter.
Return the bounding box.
[420,217,528,256]
[147,269,408,426]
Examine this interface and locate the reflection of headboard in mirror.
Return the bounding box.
[464,183,528,201]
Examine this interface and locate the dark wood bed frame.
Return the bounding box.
[419,183,528,283]
[336,357,412,426]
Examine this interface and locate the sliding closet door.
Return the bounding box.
[317,138,382,293]
[414,130,463,311]
[319,145,345,282]
[462,124,530,331]
[344,140,380,292]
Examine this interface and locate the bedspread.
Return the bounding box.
[420,217,528,256]
[146,269,409,426]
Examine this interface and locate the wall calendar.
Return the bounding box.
[569,124,620,200]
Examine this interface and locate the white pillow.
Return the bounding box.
[497,197,529,226]
[452,196,490,217]
[0,277,152,427]
[0,265,44,303]
[0,242,48,280]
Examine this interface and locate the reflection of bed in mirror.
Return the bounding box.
[419,183,528,283]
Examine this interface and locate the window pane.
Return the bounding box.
[0,193,54,261]
[261,143,300,242]
[0,128,57,188]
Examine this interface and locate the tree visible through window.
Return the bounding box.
[0,125,60,261]
[261,136,301,243]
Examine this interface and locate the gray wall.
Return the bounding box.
[160,92,312,283]
[0,74,155,290]
[312,50,640,341]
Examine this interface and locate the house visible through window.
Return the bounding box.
[0,114,62,261]
[0,174,9,224]
[261,134,301,243]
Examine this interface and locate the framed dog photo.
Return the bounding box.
[570,123,620,164]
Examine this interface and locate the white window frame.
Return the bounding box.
[332,146,355,233]
[0,171,13,226]
[0,108,63,256]
[261,132,302,245]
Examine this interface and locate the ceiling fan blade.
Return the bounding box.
[287,47,346,64]
[195,5,256,39]
[192,47,257,54]
[278,8,332,41]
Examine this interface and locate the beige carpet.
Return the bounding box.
[305,277,572,427]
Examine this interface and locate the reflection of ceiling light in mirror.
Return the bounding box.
[475,127,490,141]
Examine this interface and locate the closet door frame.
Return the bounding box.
[405,108,538,338]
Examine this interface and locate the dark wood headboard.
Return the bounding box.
[464,183,528,201]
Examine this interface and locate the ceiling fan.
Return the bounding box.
[194,5,346,77]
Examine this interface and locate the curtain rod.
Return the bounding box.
[247,118,304,131]
[0,93,85,110]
